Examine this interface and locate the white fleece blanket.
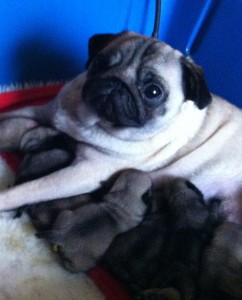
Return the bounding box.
[0,156,104,300]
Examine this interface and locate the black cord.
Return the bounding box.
[152,0,161,39]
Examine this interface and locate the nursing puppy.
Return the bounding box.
[15,154,80,226]
[15,127,83,228]
[0,31,242,223]
[103,178,220,300]
[38,169,152,272]
[198,222,242,300]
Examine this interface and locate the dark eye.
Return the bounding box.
[143,84,162,99]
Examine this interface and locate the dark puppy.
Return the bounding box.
[38,169,152,272]
[198,222,242,300]
[24,194,93,231]
[15,126,78,225]
[103,178,220,300]
[16,126,76,184]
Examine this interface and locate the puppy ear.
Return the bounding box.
[180,56,212,109]
[86,33,118,68]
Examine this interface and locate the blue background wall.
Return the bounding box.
[0,0,241,107]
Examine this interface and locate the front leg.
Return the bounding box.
[0,153,126,211]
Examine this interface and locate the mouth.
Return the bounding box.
[82,77,147,127]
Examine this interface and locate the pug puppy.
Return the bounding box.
[198,222,242,300]
[15,156,90,227]
[14,127,85,226]
[0,31,241,224]
[15,126,76,184]
[24,194,93,231]
[103,178,220,300]
[37,169,152,272]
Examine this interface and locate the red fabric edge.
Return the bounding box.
[0,83,64,112]
[88,267,132,300]
[0,152,21,172]
[0,83,132,300]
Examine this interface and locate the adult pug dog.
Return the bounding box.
[0,31,242,222]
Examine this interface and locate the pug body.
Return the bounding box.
[0,31,241,223]
[103,178,220,300]
[37,169,152,272]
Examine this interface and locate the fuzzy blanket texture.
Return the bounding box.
[0,85,132,300]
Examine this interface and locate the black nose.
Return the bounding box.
[83,78,146,127]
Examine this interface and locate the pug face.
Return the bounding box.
[82,31,212,128]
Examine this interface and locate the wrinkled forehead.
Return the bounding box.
[101,32,183,70]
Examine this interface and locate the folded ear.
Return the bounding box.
[180,56,212,109]
[86,33,118,68]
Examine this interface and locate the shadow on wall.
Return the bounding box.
[14,35,83,85]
